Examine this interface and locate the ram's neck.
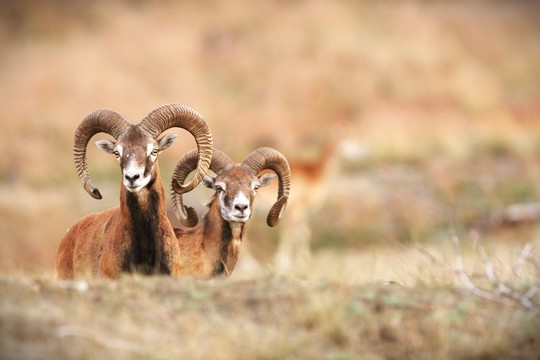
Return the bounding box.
[204,197,245,276]
[120,166,169,274]
[222,222,244,276]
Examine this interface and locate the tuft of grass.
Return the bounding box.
[1,274,538,359]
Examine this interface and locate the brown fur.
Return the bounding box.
[174,166,257,279]
[174,194,245,278]
[56,166,180,279]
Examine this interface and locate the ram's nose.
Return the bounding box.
[234,203,249,214]
[124,173,140,184]
[123,167,145,191]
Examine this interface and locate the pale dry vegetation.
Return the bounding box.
[1,272,539,359]
[1,0,540,358]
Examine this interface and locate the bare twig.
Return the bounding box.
[453,235,539,310]
[503,202,540,225]
[417,247,446,267]
[453,236,524,307]
[523,285,539,301]
[517,243,532,266]
[485,241,538,309]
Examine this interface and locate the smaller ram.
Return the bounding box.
[171,147,291,278]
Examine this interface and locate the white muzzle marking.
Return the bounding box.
[123,159,149,192]
[230,192,251,222]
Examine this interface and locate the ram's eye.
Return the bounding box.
[150,149,159,156]
[253,184,260,191]
[113,150,120,158]
[215,185,223,193]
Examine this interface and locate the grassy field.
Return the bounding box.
[1,273,539,359]
[1,0,540,358]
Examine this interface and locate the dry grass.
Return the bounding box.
[1,272,539,360]
[1,1,540,358]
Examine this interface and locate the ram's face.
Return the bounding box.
[96,127,177,193]
[204,165,276,223]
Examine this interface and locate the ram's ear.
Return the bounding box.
[203,175,215,189]
[258,173,277,187]
[96,140,116,154]
[157,133,177,152]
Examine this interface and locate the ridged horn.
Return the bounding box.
[242,147,291,227]
[74,109,130,199]
[171,148,233,227]
[139,104,213,194]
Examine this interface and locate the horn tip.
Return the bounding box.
[90,188,102,200]
[267,216,280,227]
[267,197,288,227]
[182,206,199,227]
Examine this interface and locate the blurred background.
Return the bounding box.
[1,0,539,278]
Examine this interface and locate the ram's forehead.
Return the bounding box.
[117,126,156,147]
[217,165,257,186]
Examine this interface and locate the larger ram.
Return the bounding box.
[55,104,213,279]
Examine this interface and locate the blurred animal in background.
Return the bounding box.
[258,135,367,271]
[171,147,290,278]
[55,104,213,279]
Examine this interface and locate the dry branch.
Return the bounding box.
[453,236,539,310]
[489,202,540,228]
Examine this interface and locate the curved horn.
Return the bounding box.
[242,147,291,227]
[139,104,213,194]
[74,109,130,199]
[171,148,233,226]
